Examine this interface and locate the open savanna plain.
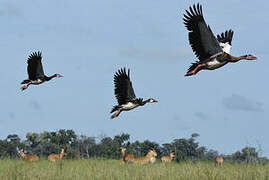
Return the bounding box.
[0,159,269,180]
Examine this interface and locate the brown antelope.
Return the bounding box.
[119,147,134,163]
[161,152,175,163]
[133,150,157,164]
[215,156,224,166]
[48,148,66,162]
[149,150,157,164]
[19,151,39,161]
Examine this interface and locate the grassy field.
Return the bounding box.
[0,159,269,180]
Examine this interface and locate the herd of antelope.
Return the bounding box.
[120,148,175,164]
[18,147,224,166]
[18,148,66,162]
[120,147,224,165]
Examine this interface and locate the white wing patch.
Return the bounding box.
[219,42,232,54]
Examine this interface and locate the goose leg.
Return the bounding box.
[21,82,31,91]
[111,108,123,119]
[185,64,205,76]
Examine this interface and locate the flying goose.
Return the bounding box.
[111,68,157,119]
[21,51,63,91]
[183,4,257,76]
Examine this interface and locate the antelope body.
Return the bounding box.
[120,147,134,163]
[215,156,224,166]
[133,150,157,164]
[19,151,39,161]
[161,152,175,163]
[48,148,65,162]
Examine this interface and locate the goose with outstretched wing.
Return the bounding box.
[111,68,157,119]
[183,4,257,76]
[21,52,63,91]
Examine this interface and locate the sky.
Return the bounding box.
[0,0,268,156]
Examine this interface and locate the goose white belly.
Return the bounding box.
[122,102,139,111]
[206,58,227,70]
[31,79,43,85]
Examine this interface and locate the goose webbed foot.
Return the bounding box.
[110,108,123,119]
[21,85,28,91]
[185,71,197,76]
[20,83,31,91]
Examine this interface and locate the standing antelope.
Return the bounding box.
[161,152,175,163]
[133,150,157,164]
[48,148,66,162]
[120,147,134,163]
[215,156,224,166]
[19,151,39,161]
[149,150,157,164]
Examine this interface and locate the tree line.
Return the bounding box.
[0,129,267,164]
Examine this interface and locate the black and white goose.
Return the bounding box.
[111,68,158,119]
[183,4,257,76]
[21,51,63,91]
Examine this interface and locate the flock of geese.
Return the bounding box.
[20,4,257,119]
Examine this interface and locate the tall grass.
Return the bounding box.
[0,158,268,180]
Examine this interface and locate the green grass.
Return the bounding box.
[0,159,268,180]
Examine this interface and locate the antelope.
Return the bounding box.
[120,147,134,163]
[48,148,66,162]
[161,152,175,163]
[133,150,157,164]
[19,151,39,161]
[149,150,157,164]
[215,156,224,166]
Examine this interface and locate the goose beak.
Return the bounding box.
[153,99,158,103]
[250,55,257,60]
[59,75,64,77]
[247,55,257,60]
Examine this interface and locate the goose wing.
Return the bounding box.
[114,68,136,105]
[27,51,45,80]
[183,4,223,62]
[217,29,234,54]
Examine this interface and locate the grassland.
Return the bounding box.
[0,158,269,180]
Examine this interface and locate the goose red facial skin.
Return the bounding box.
[56,74,64,78]
[247,55,257,60]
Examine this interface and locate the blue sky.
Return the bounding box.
[1,0,268,156]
